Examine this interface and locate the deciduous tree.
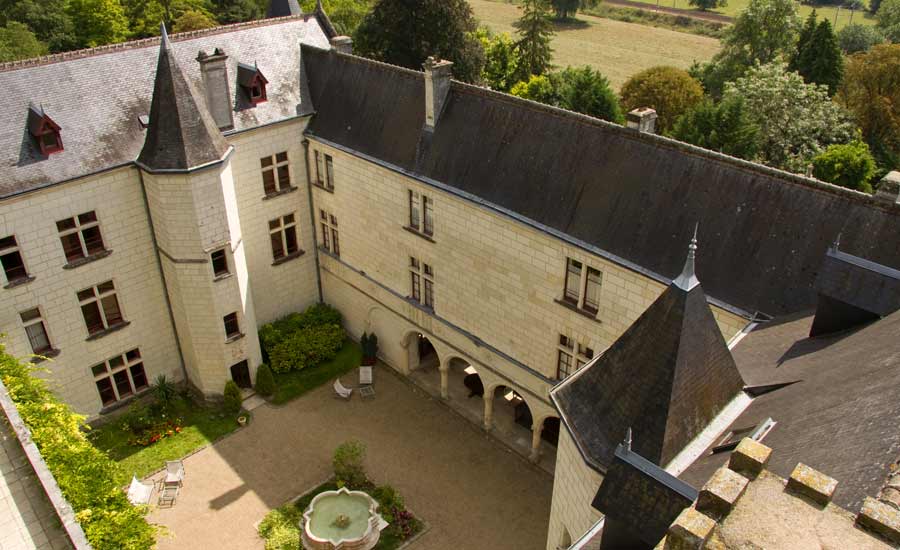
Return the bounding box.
[0,0,78,52]
[511,67,622,123]
[670,97,761,159]
[876,0,900,41]
[688,0,727,12]
[300,0,374,36]
[620,66,704,133]
[514,0,554,80]
[66,0,130,47]
[550,0,599,19]
[812,140,877,193]
[478,28,521,92]
[0,22,48,62]
[837,23,884,54]
[355,0,484,83]
[173,9,219,32]
[725,62,856,172]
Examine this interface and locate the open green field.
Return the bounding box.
[616,0,876,29]
[470,0,721,90]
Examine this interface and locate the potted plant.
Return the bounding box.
[237,414,248,426]
[361,332,378,366]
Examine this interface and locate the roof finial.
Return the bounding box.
[160,22,169,47]
[830,232,842,253]
[673,223,700,291]
[624,427,632,451]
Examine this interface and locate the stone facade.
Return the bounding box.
[547,430,604,550]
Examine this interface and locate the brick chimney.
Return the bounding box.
[626,107,658,134]
[197,48,234,130]
[423,56,453,131]
[330,36,353,54]
[874,171,900,205]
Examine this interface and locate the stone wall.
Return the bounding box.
[546,430,604,550]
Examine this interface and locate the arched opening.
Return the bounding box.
[405,331,438,372]
[487,385,534,452]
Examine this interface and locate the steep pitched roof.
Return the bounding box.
[301,45,900,318]
[680,311,900,512]
[137,25,230,172]
[814,244,900,318]
[267,0,302,18]
[551,238,746,472]
[0,16,330,197]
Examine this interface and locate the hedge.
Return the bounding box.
[268,323,345,374]
[258,303,342,361]
[0,344,156,549]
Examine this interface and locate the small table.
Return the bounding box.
[359,385,376,400]
[158,482,179,507]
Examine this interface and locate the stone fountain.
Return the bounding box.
[300,488,388,550]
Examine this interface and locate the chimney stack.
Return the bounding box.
[423,56,453,131]
[330,36,353,54]
[874,171,900,205]
[197,48,234,130]
[626,107,657,134]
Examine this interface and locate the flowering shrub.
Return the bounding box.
[128,418,183,447]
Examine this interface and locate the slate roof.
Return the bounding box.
[301,46,900,318]
[266,0,302,18]
[137,25,231,172]
[814,246,900,317]
[550,245,746,473]
[679,311,900,512]
[592,443,697,548]
[0,16,330,198]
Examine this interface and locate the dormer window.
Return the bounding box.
[27,104,63,156]
[237,62,268,106]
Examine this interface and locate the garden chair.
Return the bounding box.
[333,378,353,399]
[164,460,185,486]
[126,475,153,506]
[158,481,179,507]
[359,365,373,386]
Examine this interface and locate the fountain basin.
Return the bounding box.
[300,488,388,550]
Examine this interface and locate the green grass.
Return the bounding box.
[586,3,729,38]
[470,0,721,90]
[258,480,422,550]
[88,402,241,485]
[271,341,363,405]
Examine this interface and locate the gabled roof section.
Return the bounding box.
[301,44,900,318]
[814,242,900,318]
[593,441,697,548]
[551,238,746,472]
[26,104,60,135]
[313,0,338,38]
[137,24,230,172]
[237,62,267,87]
[267,0,302,18]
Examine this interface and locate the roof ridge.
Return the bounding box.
[448,80,900,214]
[0,15,315,73]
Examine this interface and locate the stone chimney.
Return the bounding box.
[330,36,353,54]
[626,107,658,134]
[874,171,900,204]
[197,48,234,130]
[423,56,453,131]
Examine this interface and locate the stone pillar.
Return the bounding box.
[439,362,449,400]
[483,392,494,431]
[530,420,544,462]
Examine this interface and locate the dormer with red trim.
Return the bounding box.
[237,62,268,105]
[27,104,63,156]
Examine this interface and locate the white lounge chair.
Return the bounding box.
[126,475,153,506]
[333,378,353,399]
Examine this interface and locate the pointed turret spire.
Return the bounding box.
[266,0,302,18]
[137,22,230,172]
[672,223,700,291]
[624,427,632,451]
[830,232,842,253]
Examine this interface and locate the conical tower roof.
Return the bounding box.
[552,229,745,472]
[267,0,302,18]
[137,24,230,172]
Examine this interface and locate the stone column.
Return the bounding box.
[530,420,544,463]
[483,392,494,431]
[439,362,449,400]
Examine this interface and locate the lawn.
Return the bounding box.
[258,480,423,550]
[88,402,241,485]
[469,0,721,90]
[271,340,363,405]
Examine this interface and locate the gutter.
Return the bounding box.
[0,377,92,549]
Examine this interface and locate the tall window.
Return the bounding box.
[261,152,291,196]
[557,335,595,380]
[78,281,124,336]
[57,211,106,263]
[223,312,241,340]
[211,248,229,278]
[269,214,299,262]
[92,348,148,407]
[315,151,334,190]
[562,258,603,315]
[20,308,52,355]
[320,210,340,257]
[0,235,29,286]
[408,190,434,236]
[410,257,434,309]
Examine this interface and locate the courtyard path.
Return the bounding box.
[147,368,554,550]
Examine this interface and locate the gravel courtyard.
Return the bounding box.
[147,368,554,550]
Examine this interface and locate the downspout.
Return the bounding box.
[303,138,325,303]
[137,168,190,385]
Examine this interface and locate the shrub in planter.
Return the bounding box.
[333,440,367,488]
[269,324,345,373]
[254,363,276,396]
[372,484,404,510]
[259,303,343,361]
[223,380,242,414]
[152,374,177,412]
